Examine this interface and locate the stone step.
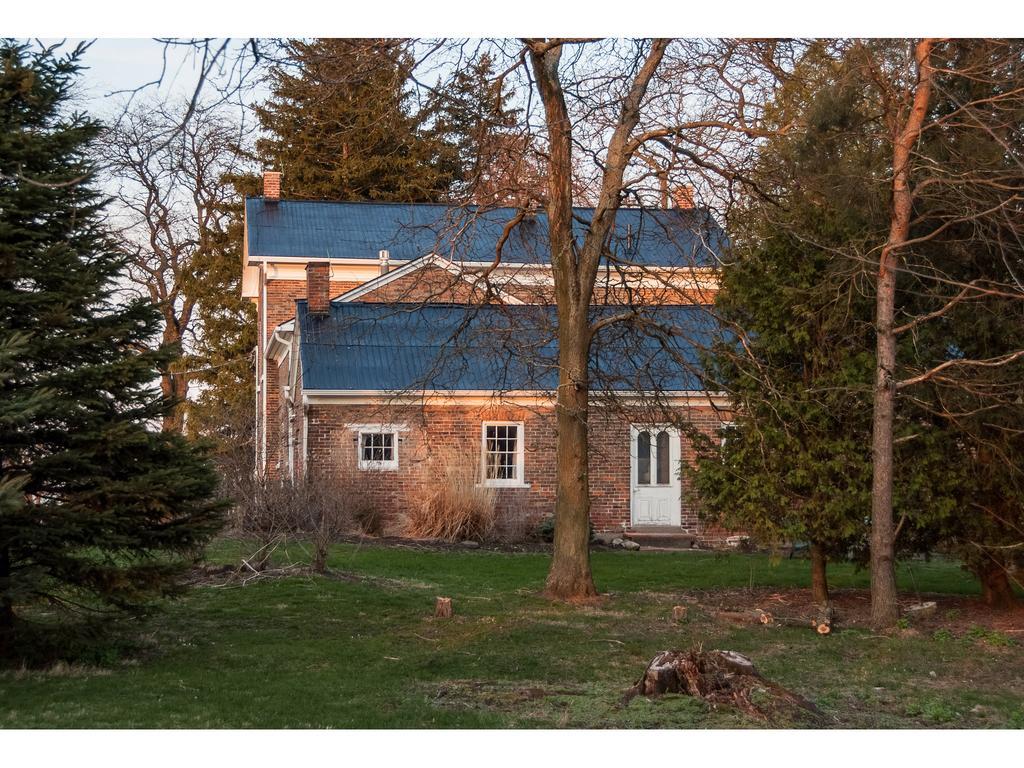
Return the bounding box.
[623,528,698,550]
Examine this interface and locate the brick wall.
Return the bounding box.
[357,266,499,304]
[506,281,717,306]
[265,354,290,474]
[261,277,364,345]
[257,275,363,471]
[301,400,729,542]
[351,264,718,307]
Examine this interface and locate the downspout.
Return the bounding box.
[260,269,268,473]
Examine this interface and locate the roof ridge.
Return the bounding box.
[245,196,716,216]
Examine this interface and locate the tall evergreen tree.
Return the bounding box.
[895,39,1024,606]
[185,170,258,472]
[690,47,881,603]
[422,52,527,204]
[691,44,964,603]
[252,38,454,201]
[0,41,224,656]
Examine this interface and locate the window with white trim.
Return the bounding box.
[481,422,525,486]
[357,429,399,471]
[719,421,738,449]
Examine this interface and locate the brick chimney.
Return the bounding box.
[306,262,330,316]
[263,170,282,201]
[671,185,695,210]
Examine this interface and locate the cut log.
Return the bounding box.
[713,608,778,626]
[904,601,937,620]
[811,601,834,634]
[712,609,768,625]
[713,607,833,634]
[671,605,688,622]
[623,649,821,723]
[434,596,453,618]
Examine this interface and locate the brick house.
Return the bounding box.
[243,171,732,544]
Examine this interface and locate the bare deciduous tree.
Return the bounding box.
[849,39,1024,627]
[102,103,243,431]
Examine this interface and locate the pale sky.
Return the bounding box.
[40,38,264,121]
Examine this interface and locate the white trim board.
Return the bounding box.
[303,389,730,409]
[332,253,525,305]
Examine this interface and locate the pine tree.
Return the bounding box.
[190,38,466,464]
[422,52,527,204]
[690,44,963,603]
[185,170,258,473]
[895,40,1024,606]
[690,47,875,603]
[0,41,224,656]
[253,38,454,202]
[694,41,1024,609]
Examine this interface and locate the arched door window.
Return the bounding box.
[637,430,651,485]
[656,430,671,485]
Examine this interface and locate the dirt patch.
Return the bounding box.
[431,679,586,712]
[654,586,1024,635]
[3,661,114,680]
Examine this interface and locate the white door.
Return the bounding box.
[630,426,682,526]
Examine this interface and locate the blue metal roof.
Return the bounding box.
[297,302,717,393]
[246,198,726,267]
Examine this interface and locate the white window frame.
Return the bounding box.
[355,426,400,471]
[719,420,738,449]
[480,421,527,487]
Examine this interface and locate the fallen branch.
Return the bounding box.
[712,606,835,633]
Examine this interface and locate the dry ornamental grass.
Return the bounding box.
[405,450,496,541]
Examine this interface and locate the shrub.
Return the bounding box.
[228,471,381,572]
[405,450,496,541]
[533,515,556,543]
[487,511,533,544]
[531,515,595,544]
[352,503,387,537]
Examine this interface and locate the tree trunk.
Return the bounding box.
[529,42,597,602]
[526,39,667,601]
[160,323,189,433]
[978,560,1018,609]
[810,542,829,606]
[544,328,597,601]
[160,367,189,433]
[623,649,822,722]
[868,39,934,630]
[869,253,899,627]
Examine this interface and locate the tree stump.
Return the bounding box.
[623,649,821,723]
[435,596,453,618]
[671,605,688,622]
[811,601,834,634]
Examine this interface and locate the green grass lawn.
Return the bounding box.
[1,541,1022,728]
